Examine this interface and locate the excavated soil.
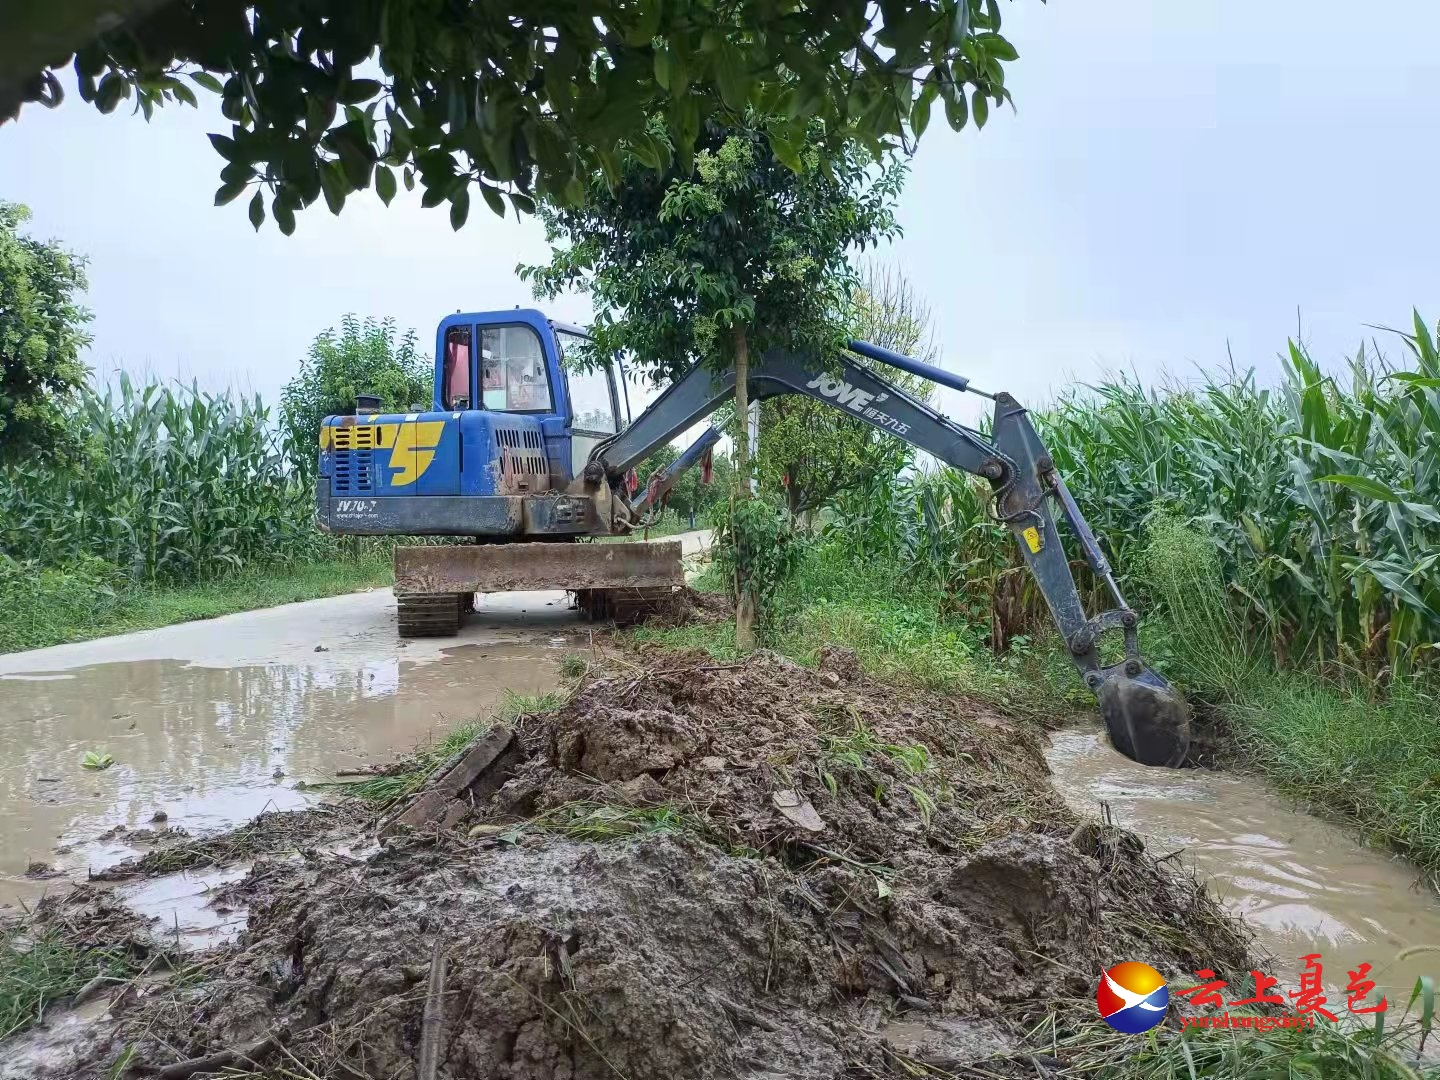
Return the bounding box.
[43,646,1251,1079]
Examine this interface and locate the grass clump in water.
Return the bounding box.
[1136,518,1440,879]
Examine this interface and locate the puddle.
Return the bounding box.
[119,866,251,950]
[1047,726,1440,998]
[0,588,583,906]
[0,993,117,1080]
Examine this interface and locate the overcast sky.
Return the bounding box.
[1,0,1437,426]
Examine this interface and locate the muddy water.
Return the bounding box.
[1047,726,1440,1000]
[0,588,586,907]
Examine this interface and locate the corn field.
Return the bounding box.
[0,375,326,585]
[828,312,1440,679]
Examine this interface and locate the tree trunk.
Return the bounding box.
[733,325,757,652]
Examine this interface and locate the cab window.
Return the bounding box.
[480,325,552,412]
[556,330,618,434]
[442,326,471,409]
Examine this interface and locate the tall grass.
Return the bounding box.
[0,375,326,583]
[828,312,1440,683]
[1043,312,1440,680]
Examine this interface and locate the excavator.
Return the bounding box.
[315,308,1190,769]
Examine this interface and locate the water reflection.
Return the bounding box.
[1047,727,1440,998]
[0,640,571,903]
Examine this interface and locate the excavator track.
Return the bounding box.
[573,587,679,626]
[396,592,471,637]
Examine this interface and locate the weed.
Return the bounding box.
[0,554,392,654]
[0,927,132,1040]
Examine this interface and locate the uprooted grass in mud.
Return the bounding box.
[15,643,1270,1080]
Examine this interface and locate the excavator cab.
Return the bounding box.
[316,309,627,537]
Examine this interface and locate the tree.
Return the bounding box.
[522,118,904,646]
[1,1,1025,234]
[0,201,92,462]
[758,264,938,519]
[279,314,428,476]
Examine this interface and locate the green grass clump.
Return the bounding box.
[0,928,133,1040]
[0,554,393,654]
[637,539,1081,718]
[1225,671,1440,876]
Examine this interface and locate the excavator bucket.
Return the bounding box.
[1095,664,1191,768]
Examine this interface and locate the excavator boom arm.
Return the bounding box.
[591,344,1191,768]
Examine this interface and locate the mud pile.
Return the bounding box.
[70,647,1249,1079]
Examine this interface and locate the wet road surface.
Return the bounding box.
[0,587,586,907]
[0,529,713,912]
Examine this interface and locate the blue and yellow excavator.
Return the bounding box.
[316,307,1190,768]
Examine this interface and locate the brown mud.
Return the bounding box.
[15,646,1253,1079]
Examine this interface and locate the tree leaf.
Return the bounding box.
[480,183,506,217]
[189,71,224,93]
[375,164,397,205]
[977,32,1018,61]
[214,179,247,206]
[943,89,968,130]
[769,134,802,173]
[653,46,671,90]
[208,132,240,161]
[972,88,989,128]
[910,85,935,138]
[449,186,470,230]
[273,197,297,236]
[95,72,125,113]
[715,46,748,112]
[320,161,347,214]
[247,190,265,230]
[340,78,383,104]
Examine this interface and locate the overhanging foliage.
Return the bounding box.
[3,0,1029,233]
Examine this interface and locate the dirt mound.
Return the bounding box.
[72,648,1251,1079]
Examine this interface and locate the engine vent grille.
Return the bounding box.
[332,426,379,450]
[493,426,549,492]
[332,450,375,494]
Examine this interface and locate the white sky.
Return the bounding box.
[1,0,1437,429]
